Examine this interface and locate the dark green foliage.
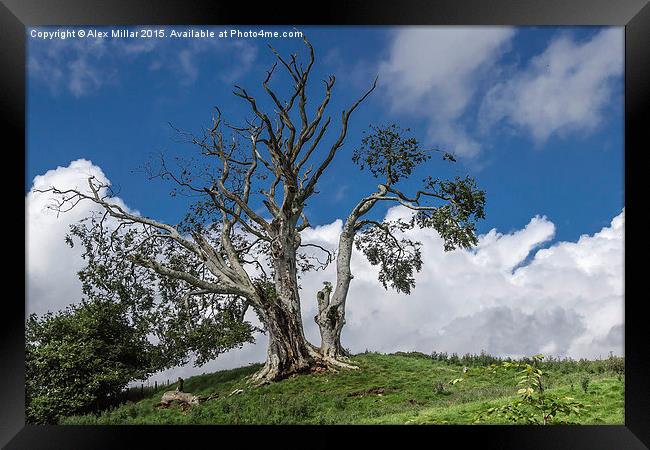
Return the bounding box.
[581,376,590,393]
[354,220,422,294]
[430,350,504,366]
[67,213,258,368]
[605,352,625,375]
[393,351,431,359]
[25,299,162,424]
[351,124,486,294]
[414,176,486,251]
[353,124,427,184]
[160,306,257,367]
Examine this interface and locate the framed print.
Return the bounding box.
[3,0,648,448]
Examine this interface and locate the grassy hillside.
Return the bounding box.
[61,352,624,425]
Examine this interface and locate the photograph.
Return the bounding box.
[2,1,648,448]
[24,24,625,426]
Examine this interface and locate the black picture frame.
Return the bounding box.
[2,1,648,448]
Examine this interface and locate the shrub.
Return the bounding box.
[605,353,625,375]
[430,350,507,366]
[393,351,430,359]
[25,299,163,424]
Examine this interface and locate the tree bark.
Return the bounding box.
[315,285,346,358]
[158,390,201,408]
[315,228,355,361]
[251,224,318,382]
[253,298,316,382]
[315,190,384,363]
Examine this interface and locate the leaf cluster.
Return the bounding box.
[67,213,258,369]
[352,124,428,185]
[414,176,486,251]
[354,219,422,294]
[25,299,162,424]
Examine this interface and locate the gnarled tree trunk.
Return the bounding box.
[315,228,355,361]
[252,225,317,382]
[254,222,358,382]
[315,285,347,358]
[254,298,315,382]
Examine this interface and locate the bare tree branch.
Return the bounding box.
[299,77,378,204]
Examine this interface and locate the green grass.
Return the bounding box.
[61,352,624,425]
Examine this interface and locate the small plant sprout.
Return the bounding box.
[448,354,588,425]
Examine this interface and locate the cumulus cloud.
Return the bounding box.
[294,204,624,361]
[473,216,555,272]
[378,27,515,157]
[26,161,624,382]
[26,159,136,314]
[342,207,621,359]
[377,27,622,157]
[479,28,623,144]
[431,306,586,357]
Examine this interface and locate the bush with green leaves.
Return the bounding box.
[450,354,588,425]
[605,352,625,375]
[25,299,165,424]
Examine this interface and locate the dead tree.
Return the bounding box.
[38,38,485,380]
[37,36,376,382]
[157,390,218,411]
[158,391,202,409]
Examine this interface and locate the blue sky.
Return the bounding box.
[26,26,623,246]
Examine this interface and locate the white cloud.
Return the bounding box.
[377,27,623,157]
[297,205,624,361]
[378,27,515,157]
[26,159,135,314]
[473,215,555,272]
[479,28,623,144]
[300,219,343,245]
[431,306,586,358]
[27,161,624,383]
